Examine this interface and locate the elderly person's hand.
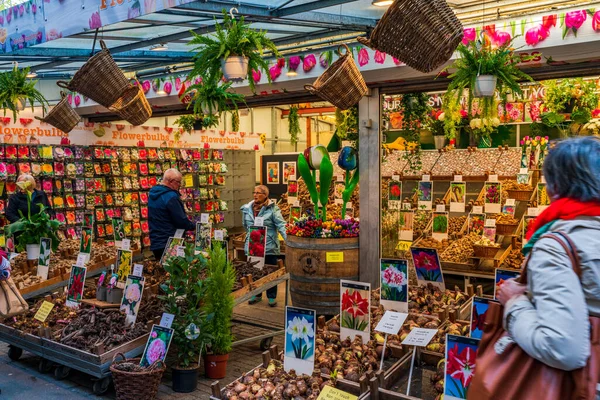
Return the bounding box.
[496,278,527,306]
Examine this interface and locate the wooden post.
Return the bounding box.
[369,377,380,400]
[466,284,474,297]
[269,345,279,361]
[476,285,484,297]
[359,88,381,287]
[359,376,369,394]
[262,350,271,368]
[211,382,222,399]
[306,117,312,148]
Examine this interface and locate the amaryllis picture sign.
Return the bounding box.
[380,259,408,312]
[411,247,445,290]
[443,335,480,400]
[340,280,371,343]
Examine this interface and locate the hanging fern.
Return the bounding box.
[400,93,431,173]
[231,109,240,132]
[289,106,300,146]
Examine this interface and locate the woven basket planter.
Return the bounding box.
[110,353,165,400]
[495,223,518,236]
[473,245,500,258]
[506,189,534,202]
[357,0,463,73]
[35,92,81,133]
[110,84,152,126]
[305,44,367,110]
[57,40,130,108]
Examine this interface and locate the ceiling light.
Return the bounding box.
[26,72,37,78]
[150,43,168,51]
[286,70,298,77]
[157,89,167,95]
[372,0,393,6]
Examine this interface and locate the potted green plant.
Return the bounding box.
[183,80,245,129]
[202,242,235,379]
[0,65,48,122]
[542,78,598,133]
[187,10,280,91]
[429,110,446,149]
[5,181,61,259]
[160,243,212,392]
[442,37,533,139]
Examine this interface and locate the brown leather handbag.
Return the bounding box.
[468,232,600,400]
[0,277,28,317]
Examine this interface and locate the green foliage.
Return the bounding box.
[336,107,359,148]
[288,106,300,146]
[544,78,598,115]
[0,65,48,122]
[159,243,212,368]
[231,109,240,132]
[433,215,448,233]
[186,10,280,93]
[318,157,334,221]
[174,115,197,134]
[183,80,245,128]
[5,202,61,252]
[401,93,430,173]
[203,242,235,355]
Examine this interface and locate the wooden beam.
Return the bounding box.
[306,117,312,148]
[281,107,336,117]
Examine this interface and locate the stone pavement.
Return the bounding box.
[0,283,286,399]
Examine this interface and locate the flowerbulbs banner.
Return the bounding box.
[340,280,371,343]
[248,226,267,269]
[443,335,480,400]
[120,274,144,326]
[283,306,316,377]
[140,324,174,368]
[410,247,445,290]
[379,259,408,313]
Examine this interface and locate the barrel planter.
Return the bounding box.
[286,235,359,316]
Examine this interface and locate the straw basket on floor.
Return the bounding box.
[473,244,500,258]
[495,223,518,236]
[304,44,367,110]
[56,40,130,108]
[110,352,165,400]
[357,0,463,73]
[35,92,81,133]
[110,84,152,126]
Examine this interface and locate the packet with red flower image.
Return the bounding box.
[388,180,402,209]
[340,280,371,343]
[17,145,29,160]
[6,163,17,179]
[410,247,445,290]
[5,145,16,159]
[66,266,87,308]
[443,335,480,400]
[5,182,16,195]
[248,226,267,269]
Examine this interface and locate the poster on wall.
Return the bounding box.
[410,247,445,290]
[283,306,316,376]
[248,226,267,269]
[340,280,371,343]
[484,182,502,214]
[418,181,433,211]
[398,210,414,241]
[283,162,296,184]
[266,162,280,184]
[449,182,466,213]
[379,259,408,312]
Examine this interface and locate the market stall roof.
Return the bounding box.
[0,0,593,78]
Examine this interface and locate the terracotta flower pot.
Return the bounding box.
[204,354,229,379]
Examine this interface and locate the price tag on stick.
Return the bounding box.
[159,313,175,329]
[374,311,409,371]
[401,328,438,396]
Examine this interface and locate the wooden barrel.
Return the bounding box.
[286,235,359,316]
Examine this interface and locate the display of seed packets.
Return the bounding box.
[37,237,52,280]
[248,226,267,269]
[283,306,316,376]
[449,182,466,213]
[112,217,126,242]
[443,335,480,400]
[470,297,496,340]
[340,280,371,343]
[379,259,408,312]
[140,325,174,367]
[494,269,520,299]
[484,182,502,214]
[410,247,445,290]
[120,275,145,325]
[418,181,433,211]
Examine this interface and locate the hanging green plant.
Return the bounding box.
[182,79,245,129]
[231,109,240,132]
[288,105,300,146]
[400,93,431,173]
[0,65,48,122]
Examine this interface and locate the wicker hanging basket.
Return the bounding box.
[56,40,130,108]
[110,83,152,126]
[34,92,81,133]
[357,0,463,73]
[110,352,165,400]
[304,44,367,110]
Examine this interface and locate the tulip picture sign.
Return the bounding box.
[284,306,316,376]
[410,247,445,290]
[388,180,402,210]
[248,226,267,269]
[340,280,371,343]
[380,259,408,312]
[443,335,480,400]
[484,182,502,214]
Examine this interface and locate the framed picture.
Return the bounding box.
[266,162,280,184]
[282,161,296,184]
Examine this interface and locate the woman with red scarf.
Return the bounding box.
[497,136,600,373]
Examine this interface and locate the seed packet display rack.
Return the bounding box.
[0,144,228,250]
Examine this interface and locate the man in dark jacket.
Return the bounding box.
[6,174,52,223]
[148,169,195,260]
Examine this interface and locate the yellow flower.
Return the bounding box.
[259,134,266,146]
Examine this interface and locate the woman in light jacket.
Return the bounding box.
[498,136,600,372]
[241,185,287,307]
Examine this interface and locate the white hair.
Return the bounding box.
[17,174,36,186]
[163,168,182,182]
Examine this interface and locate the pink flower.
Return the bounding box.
[302,54,316,72]
[525,25,549,46]
[565,10,586,30]
[462,28,476,45]
[252,69,261,84]
[151,331,157,338]
[392,57,402,66]
[89,11,102,29]
[141,80,151,94]
[125,284,141,302]
[174,77,182,91]
[269,65,281,81]
[319,52,331,68]
[358,48,369,67]
[164,82,172,95]
[493,31,511,47]
[593,11,600,31]
[592,109,600,118]
[74,96,81,107]
[146,338,166,365]
[67,94,73,105]
[288,56,301,71]
[374,50,386,64]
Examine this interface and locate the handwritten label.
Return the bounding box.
[326,252,344,263]
[133,263,144,277]
[214,230,224,241]
[454,175,463,182]
[33,301,55,323]
[436,204,445,212]
[317,385,358,400]
[159,313,175,329]
[401,328,438,347]
[473,206,483,214]
[527,207,539,216]
[422,175,430,182]
[392,174,401,181]
[489,174,499,182]
[485,219,497,227]
[176,246,186,258]
[200,214,210,224]
[374,311,408,335]
[293,200,301,207]
[174,229,185,238]
[255,217,264,227]
[505,199,516,206]
[121,238,131,250]
[396,241,412,252]
[76,253,87,267]
[519,168,528,174]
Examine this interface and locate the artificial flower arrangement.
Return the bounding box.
[287,216,359,239]
[467,117,501,147]
[520,135,549,170]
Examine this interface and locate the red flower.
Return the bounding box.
[413,251,438,271]
[447,344,477,388]
[542,14,557,29]
[341,290,369,318]
[390,185,401,198]
[250,229,262,243]
[69,272,84,300]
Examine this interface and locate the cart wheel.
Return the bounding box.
[260,337,273,351]
[93,377,111,395]
[38,359,53,373]
[7,346,23,361]
[54,365,71,380]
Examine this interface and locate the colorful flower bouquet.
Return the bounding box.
[287,216,359,239]
[520,135,549,169]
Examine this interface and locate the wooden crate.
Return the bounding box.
[231,265,286,302]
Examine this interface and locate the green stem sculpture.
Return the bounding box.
[341,168,359,218]
[297,153,333,222]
